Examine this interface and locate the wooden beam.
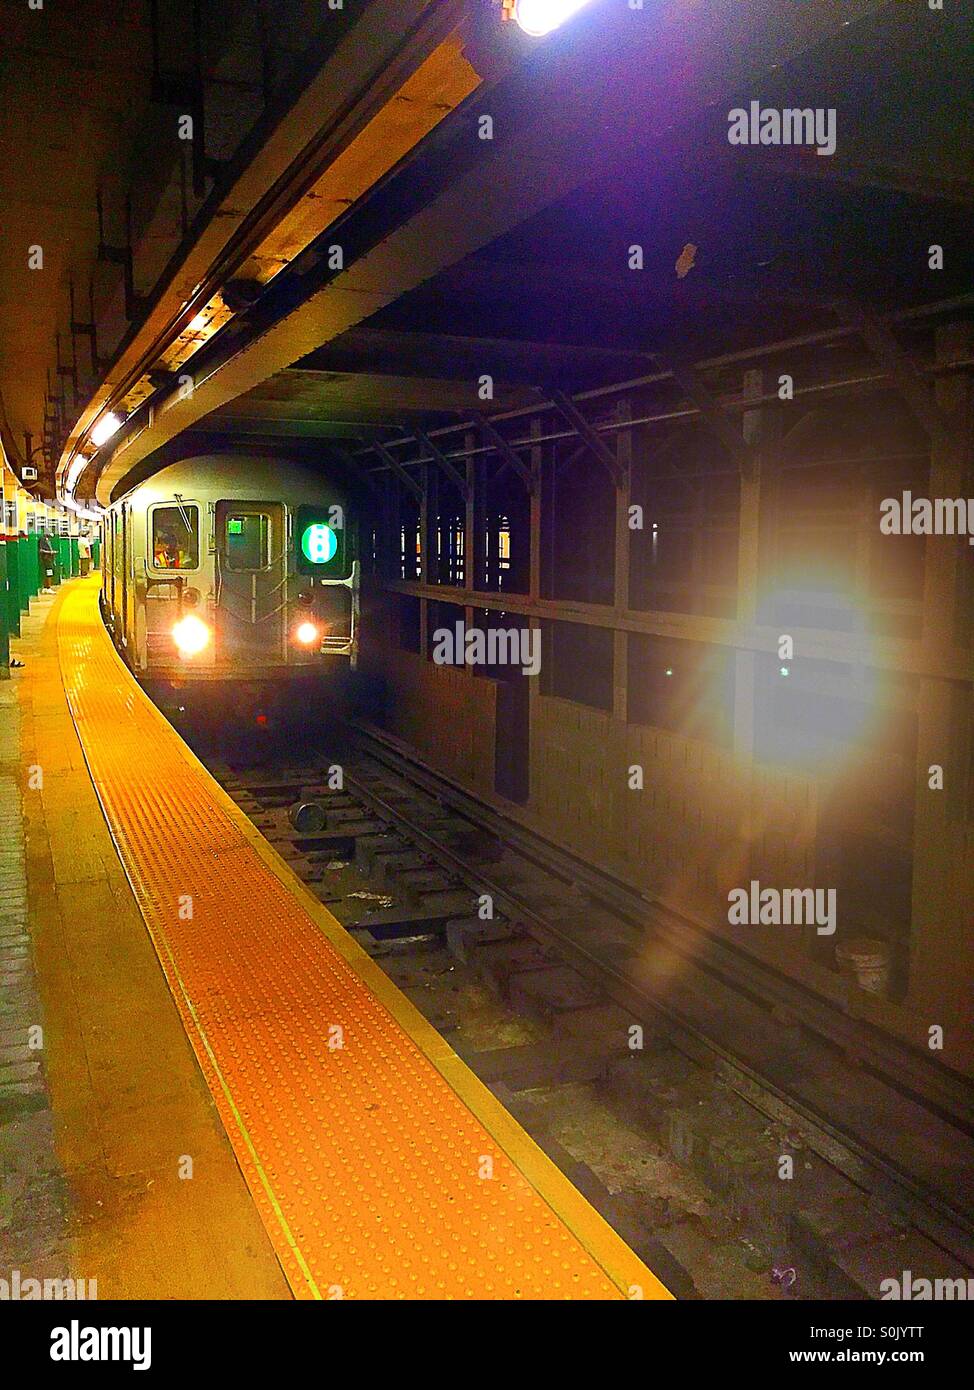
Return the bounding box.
[331,444,382,496]
[415,426,469,500]
[657,351,751,465]
[832,299,945,438]
[369,437,423,502]
[549,390,622,486]
[478,415,533,491]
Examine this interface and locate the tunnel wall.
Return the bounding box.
[357,322,974,1076]
[361,638,497,795]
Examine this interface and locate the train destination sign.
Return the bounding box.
[296,505,346,576]
[300,522,338,565]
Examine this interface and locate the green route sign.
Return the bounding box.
[295,506,347,576]
[301,522,338,565]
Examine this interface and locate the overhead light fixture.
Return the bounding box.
[188,312,208,333]
[91,411,122,448]
[514,0,593,37]
[66,455,86,491]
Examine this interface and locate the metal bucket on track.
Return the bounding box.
[288,801,327,834]
[835,936,891,997]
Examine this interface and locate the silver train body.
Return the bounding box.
[100,454,358,690]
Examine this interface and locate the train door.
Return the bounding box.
[215,501,285,662]
[108,512,116,617]
[120,503,129,647]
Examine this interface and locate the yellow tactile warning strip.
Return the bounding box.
[56,578,671,1301]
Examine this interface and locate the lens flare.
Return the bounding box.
[172,614,210,657]
[514,0,593,38]
[295,621,320,647]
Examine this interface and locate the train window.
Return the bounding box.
[225,512,271,571]
[150,503,200,570]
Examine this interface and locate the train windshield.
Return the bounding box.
[151,504,199,570]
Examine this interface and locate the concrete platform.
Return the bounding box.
[1,579,670,1301]
[1,585,289,1299]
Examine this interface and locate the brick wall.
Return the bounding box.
[530,692,817,949]
[365,644,497,796]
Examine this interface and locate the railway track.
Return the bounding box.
[201,721,974,1300]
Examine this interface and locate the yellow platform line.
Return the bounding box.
[57,577,671,1301]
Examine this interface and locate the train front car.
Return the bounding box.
[100,454,358,738]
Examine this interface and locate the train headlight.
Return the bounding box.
[513,0,593,37]
[294,620,320,648]
[172,614,210,657]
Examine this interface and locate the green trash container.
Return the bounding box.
[17,538,30,609]
[0,542,10,676]
[25,535,41,599]
[5,534,21,638]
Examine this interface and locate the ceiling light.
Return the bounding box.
[91,412,122,448]
[514,0,593,37]
[66,456,86,490]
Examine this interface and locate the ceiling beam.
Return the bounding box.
[296,326,658,388]
[731,149,974,208]
[195,414,377,439]
[95,0,896,505]
[61,0,467,494]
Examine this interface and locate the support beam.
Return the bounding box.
[528,416,543,602]
[331,445,382,497]
[464,429,484,607]
[478,416,533,492]
[909,322,974,1032]
[832,299,945,438]
[549,391,622,487]
[370,437,423,502]
[612,400,632,724]
[415,427,469,501]
[298,327,658,387]
[657,351,751,466]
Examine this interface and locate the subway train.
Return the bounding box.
[100,452,359,728]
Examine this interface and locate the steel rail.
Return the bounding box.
[338,721,974,1273]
